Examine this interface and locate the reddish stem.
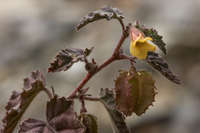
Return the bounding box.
[68,73,92,99]
[73,95,100,101]
[68,26,129,99]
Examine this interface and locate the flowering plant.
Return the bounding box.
[1,6,180,133]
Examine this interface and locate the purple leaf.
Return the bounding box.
[100,88,130,133]
[146,52,181,84]
[2,71,46,133]
[76,6,124,30]
[19,119,52,133]
[47,97,85,133]
[48,47,93,73]
[19,96,85,133]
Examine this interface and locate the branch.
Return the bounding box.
[118,19,125,32]
[68,24,131,99]
[113,23,131,56]
[74,95,100,102]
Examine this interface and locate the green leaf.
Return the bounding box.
[76,6,124,30]
[135,21,167,54]
[100,88,130,133]
[115,67,157,116]
[2,71,46,133]
[80,114,98,133]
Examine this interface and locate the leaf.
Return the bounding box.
[146,52,181,84]
[80,114,98,133]
[76,6,124,30]
[19,96,85,133]
[46,97,85,133]
[135,22,167,54]
[2,70,46,133]
[48,47,93,73]
[100,88,130,133]
[114,67,157,116]
[19,119,52,133]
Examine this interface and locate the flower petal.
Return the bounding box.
[130,36,156,60]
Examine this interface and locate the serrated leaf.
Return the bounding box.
[115,68,156,116]
[48,47,93,73]
[2,71,45,133]
[146,52,181,84]
[135,22,167,54]
[100,89,130,133]
[19,96,85,133]
[80,114,98,133]
[76,6,124,30]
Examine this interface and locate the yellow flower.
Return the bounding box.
[129,27,156,59]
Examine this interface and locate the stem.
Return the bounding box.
[68,32,127,99]
[68,22,131,99]
[74,95,100,101]
[118,19,125,32]
[113,34,126,56]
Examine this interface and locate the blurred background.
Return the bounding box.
[0,0,200,133]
